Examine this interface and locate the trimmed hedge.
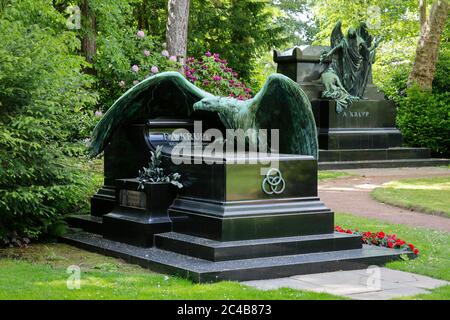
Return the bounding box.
[397,87,450,157]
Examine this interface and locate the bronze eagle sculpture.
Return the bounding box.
[89,71,318,159]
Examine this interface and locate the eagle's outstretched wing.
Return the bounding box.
[252,74,318,158]
[330,21,344,81]
[89,72,213,157]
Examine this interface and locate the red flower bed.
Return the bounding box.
[335,226,419,256]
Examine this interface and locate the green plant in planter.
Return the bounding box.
[137,146,183,190]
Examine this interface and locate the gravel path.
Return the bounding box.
[318,167,450,232]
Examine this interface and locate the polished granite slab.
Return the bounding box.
[61,228,414,283]
[154,231,361,261]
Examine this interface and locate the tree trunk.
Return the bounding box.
[419,0,428,26]
[81,0,97,66]
[137,0,149,31]
[408,0,449,90]
[166,0,190,64]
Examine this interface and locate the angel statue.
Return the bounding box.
[320,21,381,100]
[320,66,359,113]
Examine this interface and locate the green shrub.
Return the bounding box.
[95,27,180,109]
[0,0,98,242]
[397,86,450,156]
[433,47,450,94]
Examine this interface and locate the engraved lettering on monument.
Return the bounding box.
[341,111,370,118]
[119,190,146,209]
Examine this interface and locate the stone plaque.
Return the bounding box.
[119,190,146,209]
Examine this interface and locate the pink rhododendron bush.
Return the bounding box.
[184,52,252,100]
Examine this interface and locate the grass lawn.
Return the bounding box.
[0,244,341,300]
[318,171,352,181]
[371,176,450,218]
[0,212,448,300]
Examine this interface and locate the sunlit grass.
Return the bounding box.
[318,171,352,181]
[371,176,450,217]
[0,258,342,300]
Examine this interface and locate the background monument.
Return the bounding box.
[274,22,449,169]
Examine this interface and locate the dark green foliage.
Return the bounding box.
[433,19,450,94]
[0,0,98,240]
[94,27,180,109]
[397,87,450,157]
[433,50,450,94]
[189,0,287,83]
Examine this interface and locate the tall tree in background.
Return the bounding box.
[272,0,318,45]
[166,0,190,63]
[81,0,96,66]
[408,0,449,89]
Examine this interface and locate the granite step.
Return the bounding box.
[319,147,431,162]
[319,158,450,170]
[66,215,103,234]
[60,228,414,283]
[154,231,362,261]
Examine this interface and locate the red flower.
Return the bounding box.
[334,225,418,256]
[395,239,405,247]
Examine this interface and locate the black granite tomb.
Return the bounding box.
[64,115,413,282]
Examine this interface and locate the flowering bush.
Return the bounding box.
[95,29,181,107]
[335,226,419,256]
[184,52,253,100]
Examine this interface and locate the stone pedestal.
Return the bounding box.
[313,99,402,150]
[102,179,175,247]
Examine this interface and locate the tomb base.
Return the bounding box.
[61,229,415,283]
[64,153,413,282]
